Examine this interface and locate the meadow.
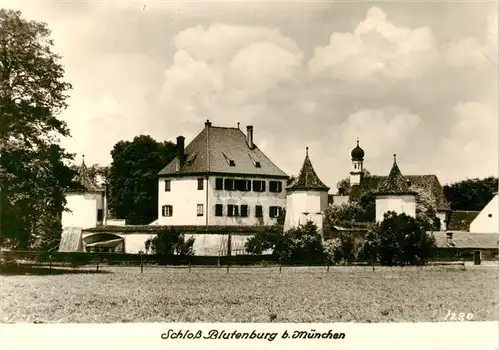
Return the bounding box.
[1,264,498,323]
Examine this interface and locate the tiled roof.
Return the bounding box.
[431,231,499,249]
[287,149,329,191]
[158,123,288,178]
[447,211,480,231]
[73,158,102,192]
[350,174,451,211]
[376,155,415,195]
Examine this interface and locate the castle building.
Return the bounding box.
[374,154,417,222]
[157,120,289,226]
[284,148,330,232]
[346,141,451,230]
[61,157,106,230]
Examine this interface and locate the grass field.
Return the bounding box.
[1,264,498,323]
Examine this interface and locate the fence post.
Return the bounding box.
[226,264,229,274]
[327,262,329,273]
[96,258,100,273]
[279,260,282,274]
[189,260,191,273]
[140,252,144,273]
[49,254,52,275]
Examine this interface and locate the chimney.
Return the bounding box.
[205,119,212,127]
[246,125,254,149]
[177,136,185,167]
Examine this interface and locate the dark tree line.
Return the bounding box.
[107,135,177,225]
[444,177,498,211]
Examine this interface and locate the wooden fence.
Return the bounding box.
[1,250,468,274]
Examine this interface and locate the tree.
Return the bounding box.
[336,168,371,195]
[443,177,498,211]
[362,212,436,266]
[1,9,74,249]
[144,228,195,260]
[245,221,325,263]
[324,202,371,229]
[323,231,360,264]
[107,135,177,224]
[413,187,441,231]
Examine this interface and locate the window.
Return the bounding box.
[240,205,248,217]
[222,153,236,166]
[224,179,235,191]
[197,204,204,216]
[197,178,204,190]
[269,206,282,218]
[255,205,263,218]
[215,178,223,190]
[253,180,266,192]
[269,181,282,193]
[248,154,261,168]
[488,214,493,218]
[235,179,251,191]
[164,180,171,192]
[215,204,223,217]
[97,209,103,221]
[162,205,173,217]
[227,204,239,217]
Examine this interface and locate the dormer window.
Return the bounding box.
[248,154,262,168]
[222,153,235,166]
[185,152,198,166]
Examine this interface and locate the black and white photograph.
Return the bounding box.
[0,0,498,348]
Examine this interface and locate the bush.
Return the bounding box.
[362,212,437,266]
[245,221,325,263]
[323,231,360,265]
[145,228,195,261]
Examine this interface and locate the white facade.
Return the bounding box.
[375,195,416,222]
[62,192,103,229]
[470,194,498,233]
[284,190,329,232]
[157,175,287,226]
[330,195,349,206]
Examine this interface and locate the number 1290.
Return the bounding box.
[444,310,474,321]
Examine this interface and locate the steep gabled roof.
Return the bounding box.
[158,123,288,178]
[349,156,450,211]
[73,157,102,192]
[287,148,330,192]
[376,154,416,195]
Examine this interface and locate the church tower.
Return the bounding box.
[350,139,364,186]
[375,154,417,222]
[284,147,330,233]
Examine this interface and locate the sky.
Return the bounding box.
[2,0,498,187]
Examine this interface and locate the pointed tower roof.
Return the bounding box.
[74,155,102,192]
[376,154,416,195]
[287,147,330,192]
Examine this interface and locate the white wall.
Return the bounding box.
[436,211,447,231]
[375,195,416,222]
[330,195,349,206]
[470,194,498,233]
[62,193,102,229]
[81,232,253,256]
[158,175,286,226]
[157,176,208,225]
[284,190,327,232]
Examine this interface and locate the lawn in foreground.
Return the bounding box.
[1,265,498,323]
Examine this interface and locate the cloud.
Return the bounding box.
[308,7,440,82]
[0,1,496,186]
[154,23,303,129]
